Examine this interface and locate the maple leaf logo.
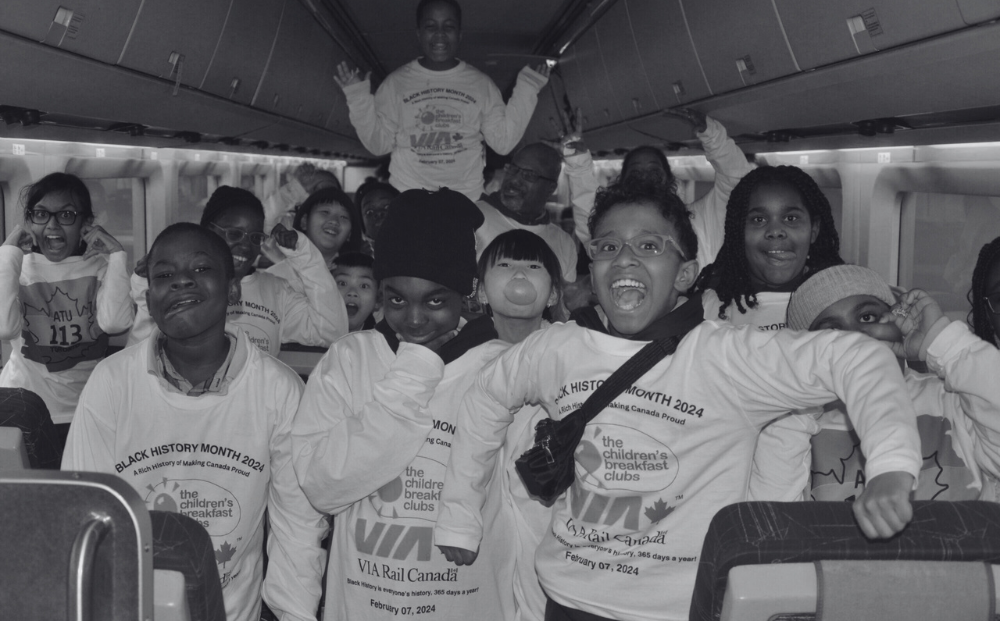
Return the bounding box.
[643,498,673,524]
[215,541,236,567]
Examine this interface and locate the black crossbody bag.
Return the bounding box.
[514,336,680,503]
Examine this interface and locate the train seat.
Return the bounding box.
[0,387,61,469]
[0,471,225,621]
[0,426,29,469]
[690,501,1000,621]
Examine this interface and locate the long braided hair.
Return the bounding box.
[695,165,843,319]
[967,236,1000,346]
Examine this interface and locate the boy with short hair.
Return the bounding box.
[292,188,522,620]
[434,183,922,621]
[332,251,379,331]
[62,223,327,621]
[752,264,1000,503]
[334,0,550,201]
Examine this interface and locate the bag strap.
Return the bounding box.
[573,336,679,426]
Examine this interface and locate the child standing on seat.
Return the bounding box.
[335,0,550,201]
[435,182,922,621]
[63,223,327,621]
[753,264,1000,503]
[0,173,133,439]
[293,189,539,620]
[128,186,347,354]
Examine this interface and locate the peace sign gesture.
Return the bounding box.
[542,106,587,157]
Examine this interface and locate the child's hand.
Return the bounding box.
[532,62,552,79]
[664,107,708,133]
[542,107,587,157]
[3,224,34,253]
[885,289,947,361]
[81,225,124,259]
[334,61,370,90]
[437,545,478,566]
[134,252,149,278]
[853,470,914,539]
[271,223,298,250]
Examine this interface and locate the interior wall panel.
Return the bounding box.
[624,0,712,107]
[593,0,657,120]
[117,0,232,86]
[775,0,970,70]
[683,0,798,94]
[567,29,623,127]
[554,51,597,132]
[0,0,142,65]
[200,0,283,105]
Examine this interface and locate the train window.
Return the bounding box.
[80,178,144,269]
[898,193,1000,320]
[822,187,843,239]
[177,175,221,225]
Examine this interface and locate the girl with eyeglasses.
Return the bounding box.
[968,236,1000,346]
[0,172,134,444]
[128,186,348,356]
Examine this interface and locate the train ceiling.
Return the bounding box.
[1,0,1000,160]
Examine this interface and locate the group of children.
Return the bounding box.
[4,1,1000,621]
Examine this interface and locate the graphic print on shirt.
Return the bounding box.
[811,412,978,501]
[20,277,107,371]
[403,88,472,167]
[229,299,278,353]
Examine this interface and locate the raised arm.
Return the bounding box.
[435,330,547,558]
[339,61,396,157]
[89,227,134,334]
[292,340,445,514]
[262,374,328,621]
[274,230,348,346]
[0,232,27,340]
[126,270,155,347]
[481,64,550,156]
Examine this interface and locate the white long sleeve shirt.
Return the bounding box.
[572,118,754,271]
[343,61,548,201]
[292,333,517,620]
[754,321,1000,504]
[434,321,921,621]
[61,329,327,621]
[128,231,347,355]
[0,246,133,423]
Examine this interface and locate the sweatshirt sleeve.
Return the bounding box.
[61,362,118,473]
[95,251,135,335]
[712,326,922,483]
[435,331,547,552]
[292,342,445,514]
[688,117,754,268]
[0,246,24,340]
[480,66,549,156]
[262,373,328,621]
[924,321,1000,480]
[274,231,348,346]
[262,177,310,234]
[126,272,155,347]
[566,150,599,245]
[344,77,397,157]
[748,412,821,502]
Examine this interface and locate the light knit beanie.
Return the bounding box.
[786,265,896,330]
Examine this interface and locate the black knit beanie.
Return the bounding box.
[373,188,485,295]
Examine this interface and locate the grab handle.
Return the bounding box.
[68,512,111,621]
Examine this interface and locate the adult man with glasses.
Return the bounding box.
[475,142,593,287]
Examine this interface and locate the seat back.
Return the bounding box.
[690,501,1000,621]
[0,426,29,469]
[0,470,153,620]
[0,387,61,468]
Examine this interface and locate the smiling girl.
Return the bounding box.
[0,172,133,436]
[697,165,843,329]
[292,187,364,269]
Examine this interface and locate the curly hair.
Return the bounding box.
[696,165,843,320]
[588,180,697,262]
[967,236,1000,346]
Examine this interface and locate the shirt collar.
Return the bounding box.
[147,328,247,396]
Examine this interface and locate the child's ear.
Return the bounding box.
[227,279,241,306]
[673,259,700,293]
[547,285,560,309]
[476,285,488,307]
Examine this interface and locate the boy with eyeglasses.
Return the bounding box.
[128,186,347,355]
